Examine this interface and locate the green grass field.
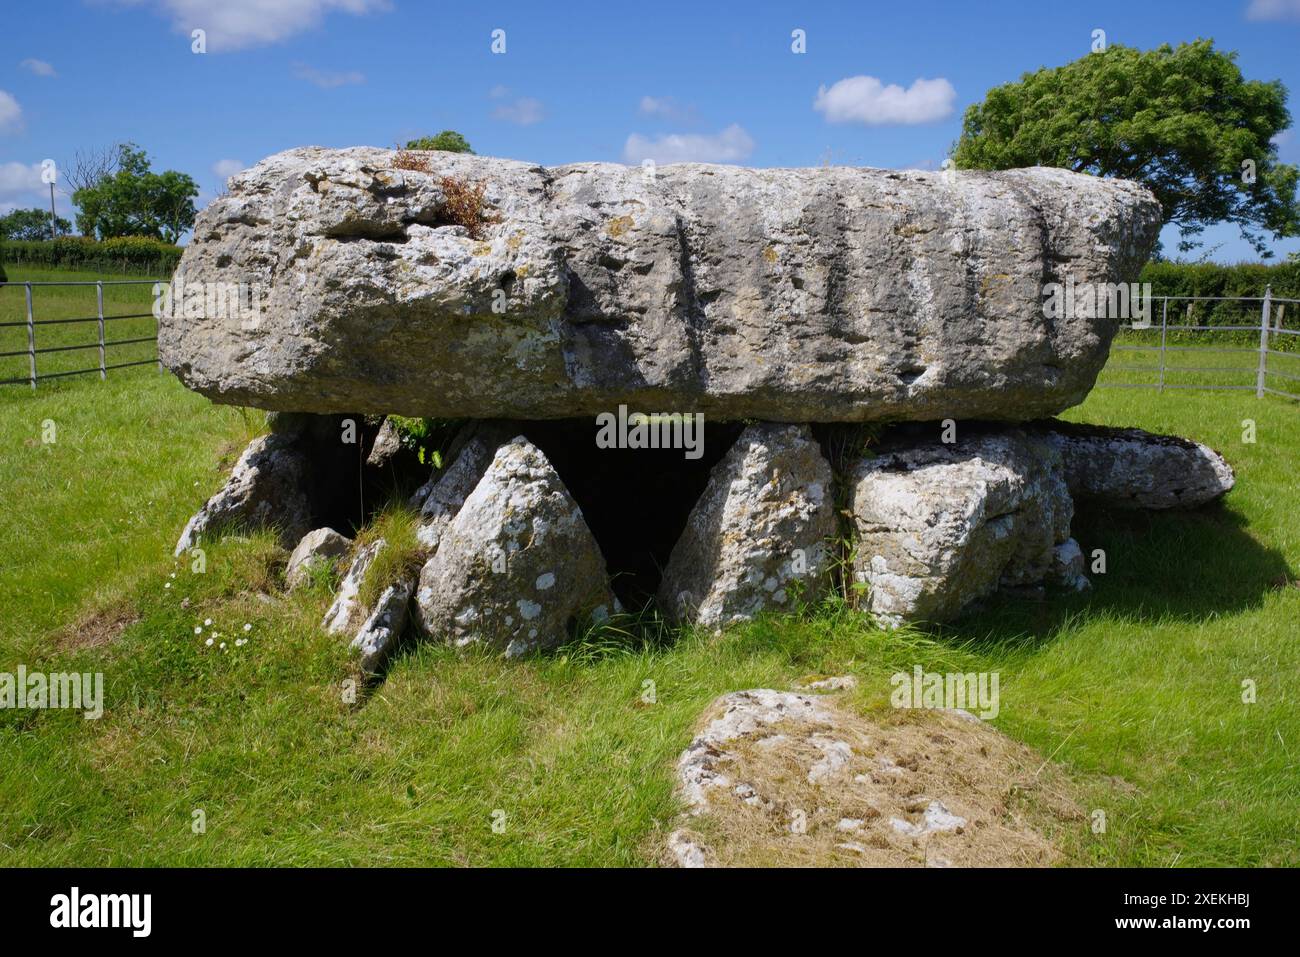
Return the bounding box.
[0,267,162,387]
[1,269,1297,866]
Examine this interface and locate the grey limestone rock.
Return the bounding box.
[413,436,617,657]
[160,147,1161,423]
[658,423,837,628]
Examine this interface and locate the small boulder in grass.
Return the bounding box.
[351,576,415,673]
[285,527,352,590]
[1036,422,1236,510]
[323,539,385,635]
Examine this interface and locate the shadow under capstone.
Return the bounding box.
[518,418,745,610]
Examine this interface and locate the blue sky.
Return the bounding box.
[2,0,1299,260]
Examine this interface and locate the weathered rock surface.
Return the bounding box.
[658,423,836,627]
[351,576,414,673]
[174,431,311,555]
[851,431,1077,626]
[667,685,1076,867]
[410,421,514,551]
[1050,538,1091,593]
[1040,423,1235,509]
[676,690,840,817]
[322,539,384,636]
[285,526,352,590]
[413,437,617,657]
[364,418,405,469]
[161,146,1161,423]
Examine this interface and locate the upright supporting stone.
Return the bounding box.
[659,424,836,628]
[413,437,617,657]
[851,431,1075,626]
[174,431,311,556]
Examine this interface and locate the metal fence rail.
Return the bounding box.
[0,279,163,389]
[1098,287,1300,401]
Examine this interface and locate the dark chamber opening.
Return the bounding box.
[292,413,745,611]
[521,418,742,609]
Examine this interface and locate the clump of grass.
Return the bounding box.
[814,422,884,605]
[553,600,680,665]
[355,506,425,610]
[438,175,498,240]
[233,407,270,444]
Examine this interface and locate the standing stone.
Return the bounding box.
[410,421,514,551]
[174,432,311,555]
[413,437,617,657]
[159,147,1162,424]
[351,576,414,673]
[658,424,836,628]
[322,539,385,636]
[285,527,352,590]
[1038,423,1235,509]
[851,431,1076,626]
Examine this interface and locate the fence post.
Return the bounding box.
[96,280,106,380]
[1158,297,1168,393]
[1256,286,1272,399]
[154,281,164,373]
[25,282,36,392]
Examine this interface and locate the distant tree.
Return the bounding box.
[405,130,474,153]
[953,40,1300,257]
[0,207,72,240]
[72,143,199,243]
[62,143,125,196]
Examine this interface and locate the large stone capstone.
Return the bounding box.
[160,147,1161,423]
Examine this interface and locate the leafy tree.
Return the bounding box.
[0,207,72,240]
[72,143,199,243]
[404,130,474,153]
[953,40,1300,257]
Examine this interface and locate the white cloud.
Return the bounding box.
[492,96,544,126]
[638,95,700,123]
[292,62,364,88]
[814,75,956,126]
[639,96,673,117]
[118,0,390,52]
[212,159,245,182]
[19,58,57,77]
[0,161,46,214]
[0,91,23,134]
[1246,0,1300,21]
[622,124,755,165]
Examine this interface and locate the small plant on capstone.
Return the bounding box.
[437,175,499,240]
[392,150,432,173]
